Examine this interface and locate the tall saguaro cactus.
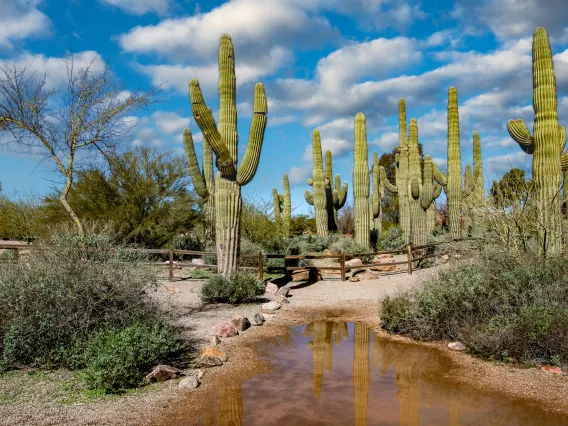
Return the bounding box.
[326,150,348,229]
[353,113,370,248]
[507,27,567,254]
[183,131,215,242]
[446,87,462,239]
[305,130,330,235]
[187,34,267,276]
[272,174,291,236]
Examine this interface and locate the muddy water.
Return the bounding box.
[195,322,567,425]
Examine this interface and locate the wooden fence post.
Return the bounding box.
[340,254,346,281]
[407,245,413,275]
[169,248,174,282]
[258,251,264,281]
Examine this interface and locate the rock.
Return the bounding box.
[261,301,281,314]
[210,335,221,346]
[201,346,228,362]
[353,271,380,281]
[373,254,393,261]
[441,254,450,261]
[349,276,360,282]
[264,282,279,299]
[198,356,223,368]
[178,376,199,389]
[252,312,265,326]
[292,270,309,281]
[166,286,181,293]
[211,321,238,338]
[322,249,332,255]
[345,258,363,268]
[448,341,467,351]
[276,286,290,297]
[370,256,397,272]
[278,295,290,304]
[541,365,563,375]
[231,317,251,332]
[191,258,205,265]
[144,365,184,384]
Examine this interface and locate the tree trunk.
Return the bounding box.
[60,174,85,236]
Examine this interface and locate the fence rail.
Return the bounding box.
[0,237,483,282]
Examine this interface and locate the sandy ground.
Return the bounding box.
[1,262,567,425]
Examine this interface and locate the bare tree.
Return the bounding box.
[0,57,154,235]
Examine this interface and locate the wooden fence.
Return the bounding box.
[0,238,482,282]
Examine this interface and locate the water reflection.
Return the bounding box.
[202,321,567,426]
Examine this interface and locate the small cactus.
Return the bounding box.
[273,174,291,236]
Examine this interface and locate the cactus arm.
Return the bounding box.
[218,34,238,162]
[325,151,333,183]
[561,151,568,171]
[379,166,398,193]
[304,190,314,205]
[183,128,209,199]
[237,83,268,185]
[420,156,435,210]
[462,164,476,199]
[307,178,314,186]
[189,79,236,177]
[273,188,281,220]
[433,163,448,186]
[507,119,534,154]
[410,177,420,199]
[335,175,348,208]
[433,182,443,199]
[559,126,566,152]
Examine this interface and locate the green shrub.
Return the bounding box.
[173,235,203,261]
[200,273,265,304]
[78,321,183,394]
[380,249,568,366]
[0,232,162,368]
[376,227,405,251]
[329,237,373,263]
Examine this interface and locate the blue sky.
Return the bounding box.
[1,0,568,215]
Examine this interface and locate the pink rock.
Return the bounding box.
[211,321,238,338]
[345,258,363,268]
[541,365,562,375]
[448,341,467,351]
[264,282,278,298]
[144,365,183,384]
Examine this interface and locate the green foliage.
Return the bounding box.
[376,227,405,251]
[489,168,532,208]
[77,322,183,394]
[380,248,568,366]
[43,147,200,247]
[289,214,317,235]
[0,232,163,369]
[0,192,47,241]
[200,273,265,304]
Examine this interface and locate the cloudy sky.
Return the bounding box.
[1,0,567,214]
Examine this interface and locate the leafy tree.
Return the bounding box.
[0,192,47,241]
[489,168,532,209]
[289,214,317,236]
[44,147,199,247]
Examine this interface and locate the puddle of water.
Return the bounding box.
[194,322,568,425]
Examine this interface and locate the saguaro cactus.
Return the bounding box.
[370,152,384,233]
[446,87,462,239]
[272,174,291,236]
[507,27,567,254]
[305,130,330,235]
[184,131,215,242]
[326,150,348,229]
[187,34,267,276]
[353,113,370,248]
[473,132,484,206]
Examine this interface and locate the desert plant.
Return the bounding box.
[376,227,406,251]
[353,113,370,248]
[200,273,265,304]
[185,34,268,276]
[272,174,292,236]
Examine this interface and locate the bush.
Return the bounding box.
[329,237,373,263]
[0,232,170,369]
[200,273,265,304]
[173,235,203,260]
[376,227,405,251]
[380,248,568,366]
[78,321,183,394]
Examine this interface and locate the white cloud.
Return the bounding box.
[0,0,50,49]
[288,164,312,185]
[485,151,531,177]
[301,137,351,162]
[270,115,296,126]
[98,0,170,15]
[0,51,105,90]
[151,111,189,135]
[370,131,399,150]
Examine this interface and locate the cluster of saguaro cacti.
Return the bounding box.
[184,34,267,276]
[272,174,291,236]
[304,130,348,235]
[183,133,215,243]
[353,113,371,248]
[507,27,567,254]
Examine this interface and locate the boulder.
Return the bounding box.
[353,271,380,281]
[345,258,363,268]
[210,335,221,346]
[261,301,281,314]
[349,276,360,282]
[276,286,290,297]
[198,356,223,368]
[201,346,228,362]
[144,365,184,384]
[264,282,279,299]
[448,341,467,351]
[252,312,265,326]
[292,270,309,281]
[211,321,238,338]
[191,258,205,265]
[370,256,397,272]
[231,317,251,332]
[178,376,199,389]
[373,253,394,261]
[189,369,205,380]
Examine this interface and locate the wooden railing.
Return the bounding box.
[0,238,483,282]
